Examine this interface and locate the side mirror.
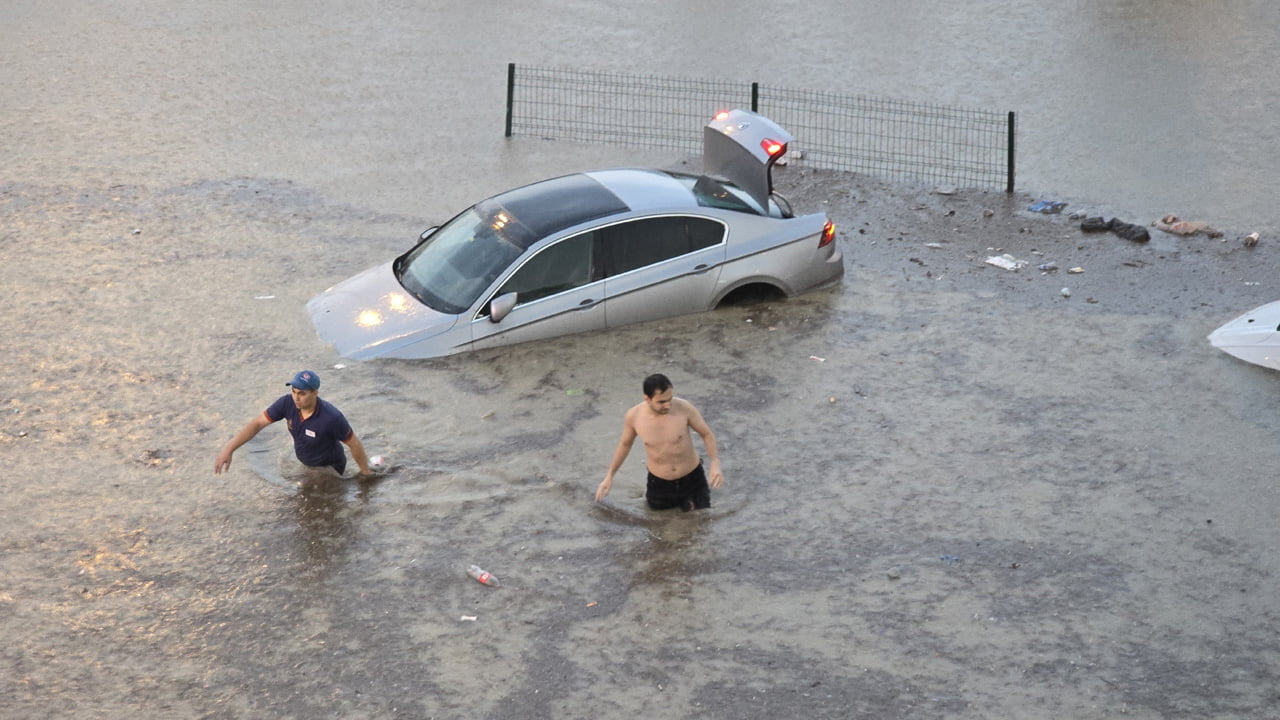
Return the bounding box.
[419,226,440,242]
[488,292,517,323]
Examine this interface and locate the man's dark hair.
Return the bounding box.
[643,373,672,398]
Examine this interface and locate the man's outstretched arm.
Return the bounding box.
[214,413,273,475]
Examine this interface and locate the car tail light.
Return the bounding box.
[760,138,786,157]
[713,110,732,122]
[819,219,836,248]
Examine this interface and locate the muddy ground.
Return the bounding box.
[3,163,1279,719]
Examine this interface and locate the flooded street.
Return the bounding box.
[4,2,1279,718]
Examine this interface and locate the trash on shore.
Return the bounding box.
[1067,267,1084,274]
[985,254,1028,271]
[1080,216,1109,233]
[1037,262,1058,272]
[1081,217,1149,242]
[1153,214,1223,238]
[467,564,500,587]
[1061,288,1072,298]
[1029,199,1067,214]
[1244,232,1260,248]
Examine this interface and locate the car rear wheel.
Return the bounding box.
[716,283,786,307]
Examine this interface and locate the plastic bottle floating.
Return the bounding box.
[467,564,500,587]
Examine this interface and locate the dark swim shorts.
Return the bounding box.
[646,462,711,511]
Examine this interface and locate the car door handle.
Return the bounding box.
[578,298,596,307]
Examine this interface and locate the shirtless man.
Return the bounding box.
[595,373,724,510]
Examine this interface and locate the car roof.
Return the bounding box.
[480,173,632,242]
[584,168,701,213]
[479,168,747,252]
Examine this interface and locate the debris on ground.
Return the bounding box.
[1080,216,1149,242]
[1244,232,1261,247]
[1081,216,1109,233]
[1108,218,1150,242]
[1153,214,1223,238]
[1029,200,1067,214]
[985,254,1028,271]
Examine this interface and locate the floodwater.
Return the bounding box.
[4,2,1279,718]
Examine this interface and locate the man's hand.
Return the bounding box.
[595,476,613,502]
[213,449,233,475]
[708,461,725,489]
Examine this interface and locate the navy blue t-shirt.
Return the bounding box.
[265,395,353,470]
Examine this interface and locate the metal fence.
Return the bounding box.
[505,63,1016,193]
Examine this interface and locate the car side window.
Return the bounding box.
[496,231,597,306]
[601,216,724,277]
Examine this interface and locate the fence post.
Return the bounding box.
[505,63,516,138]
[751,82,759,113]
[1006,111,1016,194]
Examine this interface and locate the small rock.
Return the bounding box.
[1244,232,1260,247]
[1061,288,1072,298]
[887,566,901,580]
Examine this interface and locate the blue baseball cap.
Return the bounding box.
[286,370,320,391]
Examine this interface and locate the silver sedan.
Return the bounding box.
[306,109,844,360]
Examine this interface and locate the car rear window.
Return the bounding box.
[666,172,774,217]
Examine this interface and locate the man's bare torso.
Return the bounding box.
[630,398,700,480]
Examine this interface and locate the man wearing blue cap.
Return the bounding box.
[214,370,374,478]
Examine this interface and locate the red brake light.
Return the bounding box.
[713,110,731,122]
[761,138,785,157]
[819,219,836,248]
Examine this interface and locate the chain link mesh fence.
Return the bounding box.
[506,64,1015,192]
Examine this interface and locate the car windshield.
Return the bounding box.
[395,205,532,314]
[395,174,630,314]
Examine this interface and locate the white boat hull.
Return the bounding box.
[1208,299,1280,371]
